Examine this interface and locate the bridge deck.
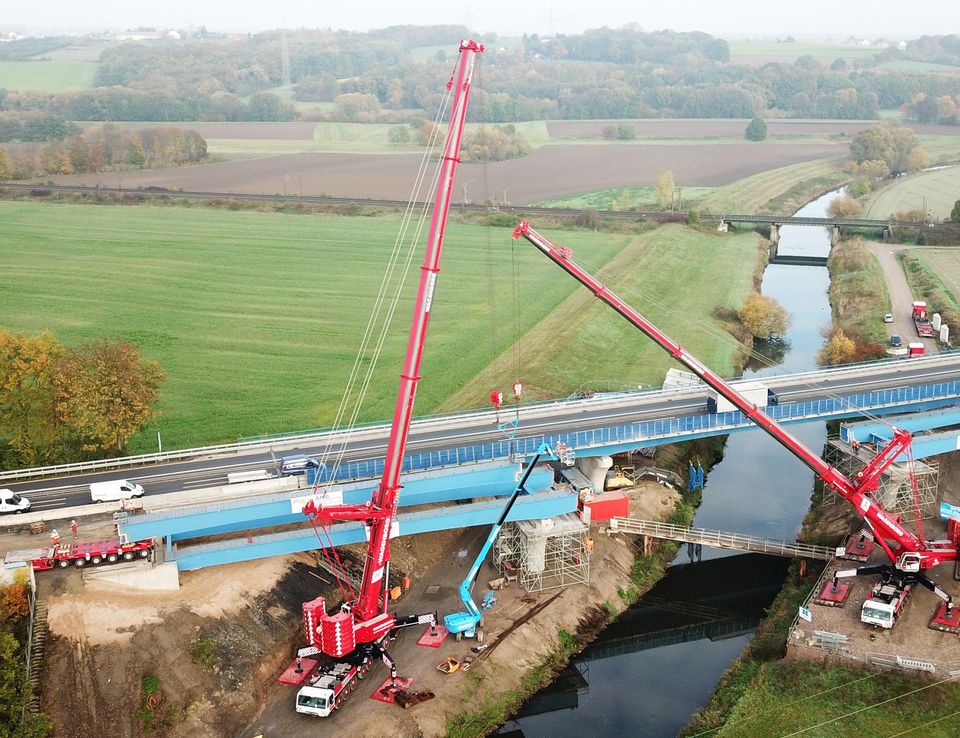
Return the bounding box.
[609,517,834,560]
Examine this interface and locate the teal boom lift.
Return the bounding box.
[443,443,554,641]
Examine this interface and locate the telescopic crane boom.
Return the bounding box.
[512,220,960,627]
[295,41,483,668]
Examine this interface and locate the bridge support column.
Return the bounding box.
[831,225,841,246]
[768,240,778,261]
[884,226,893,241]
[717,220,729,233]
[769,223,780,244]
[578,455,613,494]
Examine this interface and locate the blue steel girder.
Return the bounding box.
[171,488,576,571]
[121,463,552,542]
[841,407,960,444]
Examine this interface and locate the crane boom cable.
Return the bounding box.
[317,75,455,480]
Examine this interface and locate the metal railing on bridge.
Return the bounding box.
[608,517,835,561]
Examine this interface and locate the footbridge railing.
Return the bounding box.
[608,517,835,561]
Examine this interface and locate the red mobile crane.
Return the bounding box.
[286,41,484,717]
[512,220,960,632]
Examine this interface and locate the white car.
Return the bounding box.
[0,488,31,514]
[883,313,894,323]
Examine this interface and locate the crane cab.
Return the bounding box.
[296,686,333,717]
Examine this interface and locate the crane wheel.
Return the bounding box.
[91,556,102,565]
[122,551,135,561]
[74,558,86,568]
[139,549,150,558]
[456,632,463,642]
[107,553,119,563]
[58,559,70,569]
[476,630,484,643]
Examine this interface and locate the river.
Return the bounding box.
[496,190,841,737]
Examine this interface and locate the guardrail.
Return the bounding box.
[2,366,959,485]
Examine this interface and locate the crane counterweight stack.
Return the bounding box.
[512,219,960,633]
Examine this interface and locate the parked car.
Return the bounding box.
[890,335,903,347]
[883,313,894,323]
[0,488,31,514]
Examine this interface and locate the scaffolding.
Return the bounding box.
[493,513,590,593]
[822,438,939,520]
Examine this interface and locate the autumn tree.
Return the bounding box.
[0,331,63,467]
[655,168,675,209]
[820,329,856,365]
[0,146,10,179]
[52,339,166,454]
[738,292,789,340]
[849,124,929,174]
[827,195,864,218]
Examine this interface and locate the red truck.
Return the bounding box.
[4,538,153,571]
[912,301,935,338]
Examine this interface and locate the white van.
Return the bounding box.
[0,488,31,514]
[90,479,145,503]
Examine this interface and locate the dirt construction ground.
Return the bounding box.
[24,481,678,738]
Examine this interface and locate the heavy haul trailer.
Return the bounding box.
[512,220,960,633]
[5,538,154,570]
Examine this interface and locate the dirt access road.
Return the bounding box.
[866,242,939,353]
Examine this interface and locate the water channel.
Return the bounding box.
[496,190,842,737]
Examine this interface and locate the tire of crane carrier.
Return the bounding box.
[122,551,135,561]
[74,558,86,568]
[456,631,463,642]
[358,662,368,679]
[139,549,150,558]
[106,553,119,563]
[58,559,70,569]
[335,696,343,709]
[350,676,358,688]
[476,629,484,644]
[90,555,102,565]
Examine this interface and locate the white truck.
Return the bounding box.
[861,580,913,628]
[295,654,375,716]
[707,382,771,414]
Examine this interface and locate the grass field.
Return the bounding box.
[0,201,761,453]
[865,166,960,220]
[0,61,97,92]
[727,40,883,64]
[0,60,97,92]
[879,59,960,75]
[535,186,715,210]
[696,156,847,214]
[914,250,960,310]
[207,120,553,157]
[438,223,760,411]
[713,661,960,738]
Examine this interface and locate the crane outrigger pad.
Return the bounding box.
[815,581,852,607]
[929,602,960,632]
[370,676,414,704]
[277,657,318,685]
[841,533,875,562]
[417,625,449,648]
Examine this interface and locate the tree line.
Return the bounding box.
[4,27,960,129]
[0,123,207,179]
[0,332,165,470]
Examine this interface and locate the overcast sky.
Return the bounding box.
[6,0,958,39]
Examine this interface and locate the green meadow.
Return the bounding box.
[0,200,761,452]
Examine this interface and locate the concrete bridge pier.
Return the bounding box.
[768,240,778,261]
[578,455,613,494]
[831,225,841,246]
[717,220,729,233]
[884,226,893,241]
[769,223,780,244]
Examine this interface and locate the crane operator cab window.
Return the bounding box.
[297,693,328,710]
[861,603,893,627]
